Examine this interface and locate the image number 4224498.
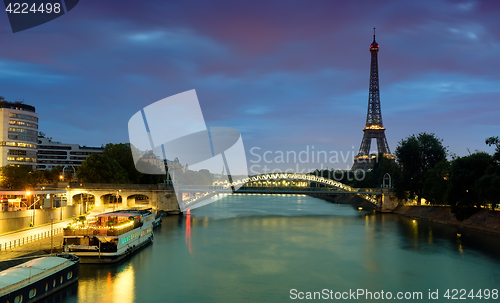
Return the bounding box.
[3,0,79,33]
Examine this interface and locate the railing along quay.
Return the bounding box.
[1,228,63,251]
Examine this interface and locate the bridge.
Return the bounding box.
[64,183,179,211]
[177,173,399,212]
[61,173,398,213]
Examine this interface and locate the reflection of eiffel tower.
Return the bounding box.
[352,29,393,171]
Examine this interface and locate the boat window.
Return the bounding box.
[60,276,63,283]
[45,283,48,291]
[67,271,73,279]
[14,295,23,303]
[53,279,56,287]
[29,288,36,298]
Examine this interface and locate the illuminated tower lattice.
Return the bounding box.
[352,29,393,171]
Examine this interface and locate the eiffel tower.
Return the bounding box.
[352,29,393,171]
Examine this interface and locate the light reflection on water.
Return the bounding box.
[44,194,500,303]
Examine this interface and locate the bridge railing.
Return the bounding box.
[354,188,384,193]
[68,183,169,190]
[178,186,385,193]
[238,186,383,192]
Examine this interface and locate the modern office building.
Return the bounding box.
[0,96,103,171]
[37,136,104,170]
[0,97,38,169]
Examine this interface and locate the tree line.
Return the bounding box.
[312,133,500,220]
[0,142,215,189]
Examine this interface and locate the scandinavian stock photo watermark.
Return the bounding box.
[248,145,378,180]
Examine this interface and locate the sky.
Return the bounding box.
[1,0,499,172]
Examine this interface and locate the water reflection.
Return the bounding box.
[76,263,135,303]
[52,194,500,303]
[185,213,192,255]
[359,210,500,262]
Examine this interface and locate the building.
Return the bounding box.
[0,97,38,169]
[37,136,104,170]
[140,150,165,170]
[352,30,394,171]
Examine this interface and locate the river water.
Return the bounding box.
[45,194,500,302]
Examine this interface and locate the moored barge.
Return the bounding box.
[0,254,79,303]
[63,209,155,264]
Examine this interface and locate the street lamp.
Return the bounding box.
[23,191,36,227]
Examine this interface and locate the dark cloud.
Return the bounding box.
[0,0,499,169]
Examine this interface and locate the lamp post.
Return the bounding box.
[50,214,53,254]
[27,191,34,226]
[23,191,37,227]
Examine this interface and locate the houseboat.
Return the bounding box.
[152,209,163,229]
[63,209,155,264]
[0,254,79,303]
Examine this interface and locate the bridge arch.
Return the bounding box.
[70,192,96,212]
[126,194,150,207]
[100,193,123,207]
[219,173,379,205]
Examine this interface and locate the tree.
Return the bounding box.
[447,152,492,218]
[0,165,66,189]
[394,133,447,204]
[476,136,500,210]
[42,166,64,184]
[486,136,500,163]
[476,165,500,210]
[422,159,450,205]
[77,154,130,183]
[27,170,45,189]
[77,143,166,184]
[102,143,142,184]
[369,153,400,188]
[0,166,31,189]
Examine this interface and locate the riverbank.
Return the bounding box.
[0,233,63,262]
[393,205,500,236]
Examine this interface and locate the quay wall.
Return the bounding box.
[0,205,80,234]
[393,205,500,236]
[318,194,500,236]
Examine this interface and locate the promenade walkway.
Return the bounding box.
[0,206,125,261]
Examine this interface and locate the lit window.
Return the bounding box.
[14,295,23,303]
[67,271,73,279]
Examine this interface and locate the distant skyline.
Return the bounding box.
[1,0,499,171]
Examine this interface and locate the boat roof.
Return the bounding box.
[0,257,71,295]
